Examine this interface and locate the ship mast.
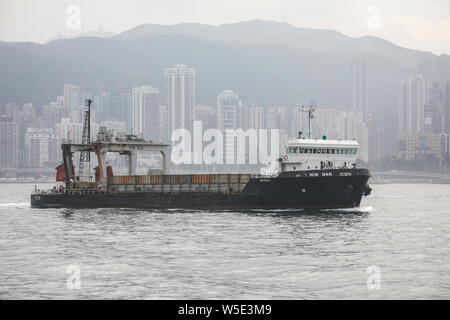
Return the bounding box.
[298,105,315,139]
[78,99,92,182]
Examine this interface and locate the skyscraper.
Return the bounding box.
[131,86,160,141]
[24,128,56,167]
[217,90,241,164]
[194,105,216,130]
[165,65,195,135]
[247,104,266,131]
[398,75,432,134]
[217,90,240,131]
[445,81,450,132]
[111,92,132,128]
[93,91,112,122]
[351,57,368,121]
[0,116,18,168]
[43,102,65,128]
[63,84,81,117]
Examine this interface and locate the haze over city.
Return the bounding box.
[1,0,450,179]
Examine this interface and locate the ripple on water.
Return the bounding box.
[1,183,450,299]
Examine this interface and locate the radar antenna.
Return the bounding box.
[298,105,315,139]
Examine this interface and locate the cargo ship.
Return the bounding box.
[31,104,371,209]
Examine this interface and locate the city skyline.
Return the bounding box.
[1,38,450,173]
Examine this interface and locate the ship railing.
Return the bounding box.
[34,188,105,195]
[252,173,280,178]
[66,188,105,195]
[34,188,64,195]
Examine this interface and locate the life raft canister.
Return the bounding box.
[283,155,288,161]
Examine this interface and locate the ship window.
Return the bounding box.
[299,148,304,153]
[308,148,312,153]
[317,149,322,154]
[313,149,317,154]
[332,149,335,154]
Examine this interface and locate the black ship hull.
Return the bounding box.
[31,169,370,209]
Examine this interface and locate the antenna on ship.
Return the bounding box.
[78,99,92,182]
[298,105,315,139]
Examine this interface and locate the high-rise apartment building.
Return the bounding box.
[63,84,81,117]
[217,90,241,164]
[217,90,241,131]
[93,91,112,122]
[0,116,18,168]
[131,86,160,141]
[395,132,449,161]
[398,75,432,134]
[194,105,216,130]
[111,92,132,128]
[165,65,195,135]
[351,57,368,121]
[24,128,56,167]
[445,81,450,132]
[43,102,65,128]
[247,104,266,131]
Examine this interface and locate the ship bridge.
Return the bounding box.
[280,138,359,172]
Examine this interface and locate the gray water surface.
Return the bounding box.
[0,183,449,299]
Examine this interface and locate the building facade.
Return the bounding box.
[131,85,160,141]
[398,75,432,134]
[395,132,449,161]
[165,65,195,135]
[63,84,81,117]
[24,128,56,167]
[351,57,369,121]
[0,116,18,168]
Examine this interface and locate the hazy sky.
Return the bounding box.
[1,0,449,54]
